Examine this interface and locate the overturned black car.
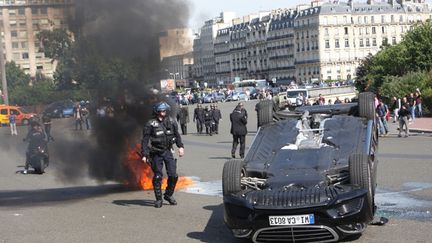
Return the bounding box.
[223,92,379,242]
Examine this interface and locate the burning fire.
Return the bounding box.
[125,144,193,190]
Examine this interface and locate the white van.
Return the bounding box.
[277,89,309,109]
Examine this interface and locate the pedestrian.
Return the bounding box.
[212,104,222,134]
[376,100,389,136]
[80,105,91,130]
[334,97,342,104]
[415,88,422,118]
[42,113,54,141]
[203,106,214,136]
[398,104,410,138]
[176,104,189,135]
[407,93,416,121]
[230,104,248,159]
[390,96,400,123]
[193,103,204,134]
[9,112,18,136]
[141,102,184,208]
[73,103,82,130]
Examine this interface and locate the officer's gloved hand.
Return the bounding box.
[178,147,184,157]
[142,156,150,165]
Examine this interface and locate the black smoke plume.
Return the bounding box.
[51,0,189,184]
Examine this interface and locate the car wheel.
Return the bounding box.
[358,92,375,120]
[349,153,374,221]
[257,100,274,127]
[22,119,29,126]
[222,159,243,196]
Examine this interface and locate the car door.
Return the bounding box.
[0,108,9,124]
[10,108,22,124]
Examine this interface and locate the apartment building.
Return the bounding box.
[193,12,235,86]
[0,0,73,77]
[196,0,432,85]
[159,28,194,61]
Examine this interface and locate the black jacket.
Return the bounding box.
[212,109,222,122]
[141,117,183,156]
[26,128,46,151]
[193,108,204,122]
[176,107,189,124]
[230,108,247,136]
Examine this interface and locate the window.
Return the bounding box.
[371,16,375,24]
[366,38,370,47]
[372,27,376,34]
[21,42,27,48]
[391,15,394,23]
[10,109,20,115]
[382,37,388,45]
[325,40,330,48]
[335,39,340,48]
[32,8,38,15]
[11,31,17,37]
[22,52,29,59]
[9,21,17,28]
[18,8,25,15]
[344,27,348,35]
[13,53,20,59]
[12,42,19,49]
[382,26,386,34]
[345,39,349,47]
[9,10,16,16]
[325,28,329,36]
[372,38,377,46]
[381,15,385,23]
[392,37,397,45]
[0,109,7,115]
[360,39,364,47]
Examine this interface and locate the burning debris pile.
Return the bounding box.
[49,0,193,190]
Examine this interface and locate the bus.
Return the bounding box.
[232,79,268,92]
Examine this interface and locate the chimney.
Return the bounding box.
[367,0,373,5]
[388,0,395,6]
[348,0,354,9]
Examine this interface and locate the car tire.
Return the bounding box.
[349,153,374,221]
[358,92,375,120]
[222,159,243,196]
[257,100,274,127]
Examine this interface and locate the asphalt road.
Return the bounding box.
[0,100,431,243]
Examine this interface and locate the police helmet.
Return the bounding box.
[154,102,170,113]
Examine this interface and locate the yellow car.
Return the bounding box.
[0,105,37,126]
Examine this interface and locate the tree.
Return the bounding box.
[5,61,31,89]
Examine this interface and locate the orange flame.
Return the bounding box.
[124,144,193,190]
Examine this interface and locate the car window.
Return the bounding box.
[18,107,29,113]
[0,109,7,115]
[11,109,20,115]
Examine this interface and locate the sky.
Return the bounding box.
[187,0,432,29]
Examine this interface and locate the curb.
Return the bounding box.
[409,128,432,134]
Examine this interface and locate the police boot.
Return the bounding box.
[153,175,163,208]
[164,176,178,205]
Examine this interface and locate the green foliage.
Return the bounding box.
[5,61,31,89]
[355,21,432,113]
[380,71,432,112]
[36,29,72,61]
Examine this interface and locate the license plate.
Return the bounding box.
[269,214,315,226]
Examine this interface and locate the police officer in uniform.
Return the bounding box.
[203,106,214,136]
[23,122,47,174]
[141,102,185,208]
[193,103,204,134]
[211,104,222,134]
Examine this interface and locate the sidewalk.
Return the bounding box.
[409,117,432,133]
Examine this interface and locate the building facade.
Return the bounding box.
[159,28,193,61]
[193,12,235,87]
[0,0,73,77]
[194,0,432,85]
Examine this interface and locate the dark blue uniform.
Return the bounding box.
[141,116,184,207]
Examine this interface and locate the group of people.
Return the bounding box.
[374,88,423,138]
[387,89,423,138]
[73,101,91,130]
[192,104,222,136]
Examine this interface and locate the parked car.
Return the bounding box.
[0,105,38,126]
[227,91,248,102]
[203,93,226,103]
[43,100,75,118]
[223,92,379,242]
